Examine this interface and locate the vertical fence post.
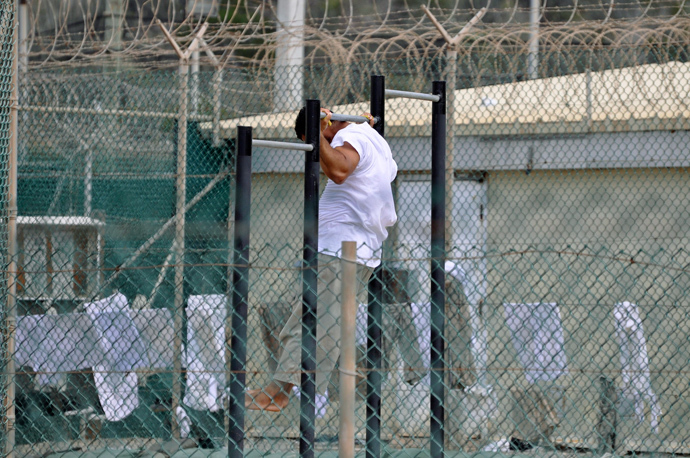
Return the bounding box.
[339,241,358,458]
[228,126,252,457]
[5,0,18,455]
[366,74,385,458]
[300,99,320,458]
[430,80,446,458]
[171,61,188,441]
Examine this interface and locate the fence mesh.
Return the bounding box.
[4,9,690,458]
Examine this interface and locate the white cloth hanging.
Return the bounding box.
[444,260,468,284]
[184,294,227,412]
[614,301,661,433]
[85,293,147,421]
[15,313,102,386]
[503,302,568,384]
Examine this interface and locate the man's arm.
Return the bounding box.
[319,139,360,185]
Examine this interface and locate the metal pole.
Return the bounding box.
[252,139,314,151]
[445,49,456,254]
[430,81,446,458]
[320,112,376,124]
[274,0,305,112]
[191,50,199,118]
[366,74,385,458]
[384,89,440,102]
[300,99,320,458]
[528,0,540,80]
[339,241,357,458]
[84,148,93,217]
[171,62,189,440]
[5,0,18,455]
[228,126,252,457]
[17,0,25,72]
[212,68,223,147]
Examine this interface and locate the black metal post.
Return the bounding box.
[366,74,385,458]
[371,75,385,137]
[430,81,447,458]
[228,125,252,458]
[300,99,320,458]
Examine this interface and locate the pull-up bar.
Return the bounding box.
[251,113,376,153]
[385,88,441,103]
[320,112,378,124]
[252,139,314,151]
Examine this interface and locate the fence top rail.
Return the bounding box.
[385,89,441,103]
[252,139,314,152]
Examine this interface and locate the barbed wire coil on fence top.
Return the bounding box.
[20,1,690,70]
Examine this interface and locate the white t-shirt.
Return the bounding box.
[319,122,398,267]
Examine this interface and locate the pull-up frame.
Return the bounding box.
[230,100,321,458]
[230,78,446,458]
[231,101,380,458]
[367,78,447,458]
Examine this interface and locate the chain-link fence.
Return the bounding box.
[4,21,690,458]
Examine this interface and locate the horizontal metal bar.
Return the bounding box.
[17,105,213,121]
[320,112,376,124]
[385,89,441,103]
[252,139,314,151]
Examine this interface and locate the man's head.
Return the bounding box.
[294,106,347,142]
[294,106,308,140]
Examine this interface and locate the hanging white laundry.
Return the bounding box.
[503,302,568,384]
[85,293,147,422]
[444,260,468,284]
[16,313,102,386]
[184,294,227,412]
[614,301,661,433]
[131,308,175,369]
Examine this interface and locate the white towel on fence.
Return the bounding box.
[15,313,102,386]
[503,302,568,384]
[184,294,227,412]
[614,301,661,433]
[85,293,146,422]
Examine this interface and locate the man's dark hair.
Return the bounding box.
[294,106,329,139]
[294,106,306,139]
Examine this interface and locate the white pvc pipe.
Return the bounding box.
[385,89,440,103]
[339,241,357,458]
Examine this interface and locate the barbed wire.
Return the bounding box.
[21,1,690,70]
